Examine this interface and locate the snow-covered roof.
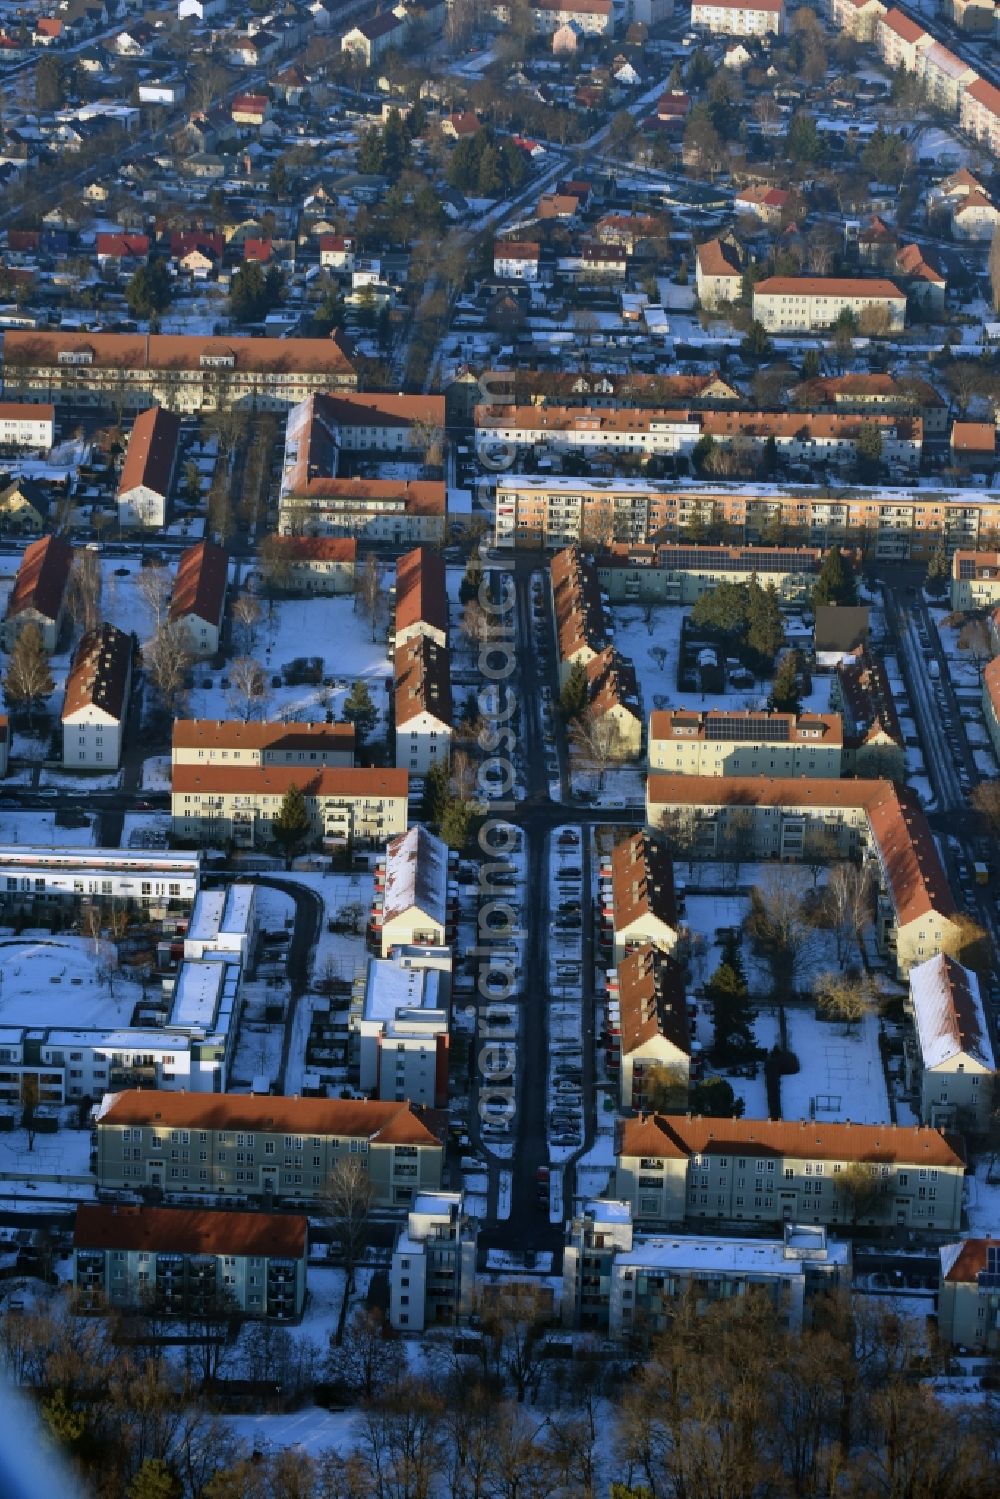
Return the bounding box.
[169,959,225,1033]
[616,1233,850,1274]
[909,953,995,1072]
[363,957,442,1024]
[382,826,449,928]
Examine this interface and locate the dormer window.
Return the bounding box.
[200,352,235,369]
[58,348,93,366]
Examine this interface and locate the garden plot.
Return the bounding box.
[609,605,834,716]
[186,595,391,737]
[690,999,777,1121]
[781,1008,889,1124]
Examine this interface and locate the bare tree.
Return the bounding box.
[66,549,102,638]
[356,553,383,644]
[326,1307,403,1401]
[259,534,293,598]
[460,597,491,648]
[231,592,262,653]
[746,869,816,996]
[821,862,873,965]
[3,623,54,727]
[476,1283,552,1403]
[136,565,172,635]
[569,709,626,788]
[144,620,192,714]
[719,807,756,885]
[958,618,991,685]
[324,1156,375,1345]
[227,655,270,721]
[814,971,879,1035]
[802,825,838,890]
[990,220,1000,315]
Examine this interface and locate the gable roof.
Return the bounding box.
[170,540,228,628]
[172,718,355,756]
[5,534,73,624]
[909,952,995,1072]
[74,1202,307,1259]
[394,546,447,637]
[940,1238,1000,1283]
[394,634,452,729]
[382,825,450,928]
[618,945,689,1057]
[611,831,677,936]
[63,623,131,722]
[119,405,180,500]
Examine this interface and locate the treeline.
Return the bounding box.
[5,1285,996,1497]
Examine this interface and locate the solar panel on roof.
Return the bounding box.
[705,716,791,743]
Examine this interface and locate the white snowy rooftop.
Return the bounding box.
[382,826,449,928]
[909,952,996,1072]
[617,1234,850,1274]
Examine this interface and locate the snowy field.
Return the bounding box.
[0,811,95,847]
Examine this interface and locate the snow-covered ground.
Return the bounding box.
[0,932,143,1032]
[187,595,392,737]
[609,605,833,717]
[782,1008,889,1124]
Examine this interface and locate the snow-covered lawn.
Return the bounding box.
[0,1123,93,1183]
[966,1158,1000,1238]
[781,1008,889,1124]
[141,755,172,790]
[0,810,94,846]
[187,595,392,737]
[0,932,143,1031]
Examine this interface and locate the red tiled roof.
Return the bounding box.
[618,1113,965,1167]
[98,1088,443,1145]
[169,539,228,627]
[74,1202,307,1258]
[62,623,131,722]
[5,534,72,624]
[394,634,452,728]
[118,405,180,500]
[172,719,355,753]
[171,763,408,798]
[4,330,354,379]
[755,276,904,298]
[394,546,447,636]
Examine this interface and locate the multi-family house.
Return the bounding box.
[613,945,691,1111]
[938,1239,1000,1350]
[394,634,453,775]
[61,623,133,769]
[169,540,228,658]
[833,647,905,780]
[73,1204,308,1319]
[0,402,54,450]
[695,237,743,310]
[646,775,960,976]
[603,831,680,964]
[172,719,355,770]
[906,953,996,1132]
[259,536,358,594]
[752,276,906,332]
[951,550,1000,612]
[171,764,408,849]
[373,826,453,957]
[117,404,181,529]
[2,533,73,651]
[388,1191,477,1330]
[392,546,448,650]
[648,709,844,779]
[691,0,785,34]
[615,1114,965,1231]
[94,1090,445,1208]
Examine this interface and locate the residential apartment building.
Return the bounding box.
[389,1191,478,1331]
[562,1201,849,1334]
[497,475,1000,562]
[876,7,930,69]
[938,1239,1000,1351]
[647,775,959,976]
[2,533,72,651]
[476,404,702,464]
[170,540,228,658]
[982,657,1000,764]
[960,78,1000,156]
[259,536,357,594]
[61,623,133,769]
[392,546,448,651]
[372,826,453,957]
[0,401,54,449]
[699,410,922,471]
[171,764,408,849]
[0,846,200,915]
[753,277,906,332]
[551,544,607,685]
[353,954,451,1107]
[691,0,785,33]
[530,0,615,35]
[612,945,690,1111]
[278,477,446,544]
[951,551,1000,612]
[601,831,679,964]
[117,404,181,528]
[597,541,836,605]
[830,0,886,42]
[478,369,740,412]
[649,709,844,778]
[94,1090,445,1208]
[73,1204,308,1320]
[172,719,355,770]
[493,240,541,280]
[285,392,444,458]
[615,1114,965,1231]
[916,40,978,110]
[585,646,643,758]
[1,331,356,412]
[833,647,905,780]
[394,633,453,775]
[695,237,743,310]
[906,953,996,1132]
[790,374,948,437]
